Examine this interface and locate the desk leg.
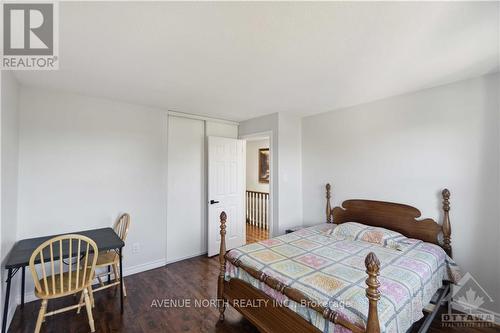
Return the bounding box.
[21,267,25,309]
[119,248,123,314]
[2,268,13,333]
[107,266,111,285]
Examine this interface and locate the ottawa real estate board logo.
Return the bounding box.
[1,2,58,70]
[442,272,496,328]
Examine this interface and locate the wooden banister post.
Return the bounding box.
[442,189,452,258]
[326,183,332,223]
[365,252,381,333]
[218,211,227,321]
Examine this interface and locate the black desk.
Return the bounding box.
[2,228,125,333]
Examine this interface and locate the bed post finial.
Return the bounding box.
[442,189,452,257]
[365,252,381,333]
[218,211,227,321]
[326,183,332,223]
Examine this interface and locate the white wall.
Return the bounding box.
[14,87,239,308]
[277,113,303,232]
[17,87,168,290]
[302,73,500,314]
[246,139,269,193]
[0,71,20,329]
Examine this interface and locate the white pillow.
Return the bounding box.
[329,222,409,251]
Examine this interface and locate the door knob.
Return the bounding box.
[210,200,220,205]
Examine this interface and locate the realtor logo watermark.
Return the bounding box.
[1,1,58,69]
[442,273,496,328]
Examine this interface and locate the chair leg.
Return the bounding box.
[77,291,84,314]
[97,275,104,287]
[112,264,118,282]
[35,299,47,333]
[114,263,126,297]
[88,285,95,308]
[84,288,95,332]
[111,263,118,296]
[123,276,127,297]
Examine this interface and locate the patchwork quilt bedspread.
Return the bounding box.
[225,224,459,333]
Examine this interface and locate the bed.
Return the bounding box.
[217,184,457,333]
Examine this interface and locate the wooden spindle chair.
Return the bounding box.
[90,213,130,296]
[29,235,98,333]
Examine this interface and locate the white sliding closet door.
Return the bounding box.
[167,116,205,263]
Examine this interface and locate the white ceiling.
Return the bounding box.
[14,2,499,122]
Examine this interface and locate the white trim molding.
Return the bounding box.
[15,253,209,305]
[166,252,207,265]
[16,258,168,305]
[167,110,239,126]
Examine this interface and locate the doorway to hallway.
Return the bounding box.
[244,136,270,244]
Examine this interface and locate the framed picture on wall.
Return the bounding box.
[259,148,270,183]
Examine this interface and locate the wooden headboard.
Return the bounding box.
[325,184,452,257]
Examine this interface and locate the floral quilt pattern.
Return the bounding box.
[225,223,460,333]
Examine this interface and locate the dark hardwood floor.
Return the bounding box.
[9,255,499,333]
[246,224,268,244]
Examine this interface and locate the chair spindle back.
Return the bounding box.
[114,213,130,241]
[29,235,98,297]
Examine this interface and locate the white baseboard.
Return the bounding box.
[122,258,167,277]
[166,251,207,265]
[3,277,20,331]
[5,296,17,333]
[15,258,168,305]
[9,253,207,331]
[13,254,208,306]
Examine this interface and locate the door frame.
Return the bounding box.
[239,131,275,238]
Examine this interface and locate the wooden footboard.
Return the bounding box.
[217,212,381,333]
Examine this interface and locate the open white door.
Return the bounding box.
[207,136,246,257]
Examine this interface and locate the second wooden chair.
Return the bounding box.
[90,213,130,297]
